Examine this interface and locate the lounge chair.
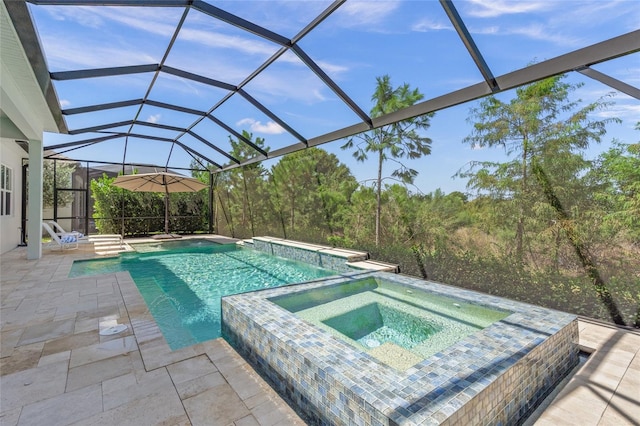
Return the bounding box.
[42,222,79,250]
[49,220,124,248]
[48,220,85,239]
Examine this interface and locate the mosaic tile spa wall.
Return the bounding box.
[222,272,579,425]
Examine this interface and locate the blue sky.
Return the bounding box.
[31,0,639,195]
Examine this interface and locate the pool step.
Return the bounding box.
[346,259,399,273]
[86,235,132,256]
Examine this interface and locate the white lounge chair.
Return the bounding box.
[49,220,124,248]
[48,220,85,239]
[42,222,79,250]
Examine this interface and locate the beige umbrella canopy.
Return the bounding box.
[112,172,207,237]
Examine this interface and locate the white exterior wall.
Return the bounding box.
[0,139,25,254]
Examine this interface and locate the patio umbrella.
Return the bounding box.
[112,172,207,237]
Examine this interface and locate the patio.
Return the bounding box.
[1,1,639,424]
[1,242,638,425]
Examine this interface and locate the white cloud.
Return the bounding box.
[178,27,278,58]
[471,25,500,35]
[59,99,71,108]
[504,24,581,47]
[613,67,640,85]
[464,0,551,18]
[411,19,452,32]
[247,70,329,104]
[315,60,349,77]
[43,40,158,69]
[236,118,285,134]
[595,103,640,122]
[336,1,401,27]
[146,114,161,124]
[47,6,105,28]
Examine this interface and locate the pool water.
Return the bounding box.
[323,302,442,349]
[272,278,511,370]
[70,240,338,349]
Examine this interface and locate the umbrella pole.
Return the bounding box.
[164,185,169,235]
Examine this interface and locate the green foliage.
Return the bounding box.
[341,74,434,245]
[43,159,76,207]
[460,74,619,262]
[213,131,269,238]
[90,173,206,236]
[590,136,640,241]
[267,148,358,242]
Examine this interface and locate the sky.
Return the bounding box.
[29,0,640,195]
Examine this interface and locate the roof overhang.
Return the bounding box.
[1,0,66,142]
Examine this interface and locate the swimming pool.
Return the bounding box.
[70,239,338,349]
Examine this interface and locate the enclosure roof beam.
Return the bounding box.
[68,120,134,135]
[292,45,372,127]
[162,66,237,91]
[186,130,240,165]
[375,30,640,128]
[218,31,640,172]
[109,133,222,168]
[173,140,221,169]
[44,133,122,150]
[27,0,189,6]
[205,115,268,158]
[144,100,207,116]
[62,99,144,115]
[134,121,187,133]
[238,89,306,144]
[50,64,159,81]
[577,67,640,100]
[192,0,289,47]
[440,0,498,92]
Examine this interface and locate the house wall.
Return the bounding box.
[0,139,26,254]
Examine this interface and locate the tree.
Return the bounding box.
[268,148,357,242]
[215,131,269,238]
[341,75,434,246]
[461,75,619,262]
[42,159,76,208]
[591,127,640,242]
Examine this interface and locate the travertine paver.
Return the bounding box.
[182,383,251,426]
[533,320,640,425]
[1,240,638,426]
[17,383,103,426]
[0,242,304,426]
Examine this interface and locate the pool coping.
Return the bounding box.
[222,271,580,425]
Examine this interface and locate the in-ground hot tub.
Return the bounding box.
[271,277,512,370]
[222,272,579,425]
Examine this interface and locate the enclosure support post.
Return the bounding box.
[26,138,43,260]
[208,171,214,234]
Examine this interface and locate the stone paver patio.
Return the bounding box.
[1,238,638,425]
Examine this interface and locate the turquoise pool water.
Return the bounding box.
[271,278,511,369]
[70,240,338,349]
